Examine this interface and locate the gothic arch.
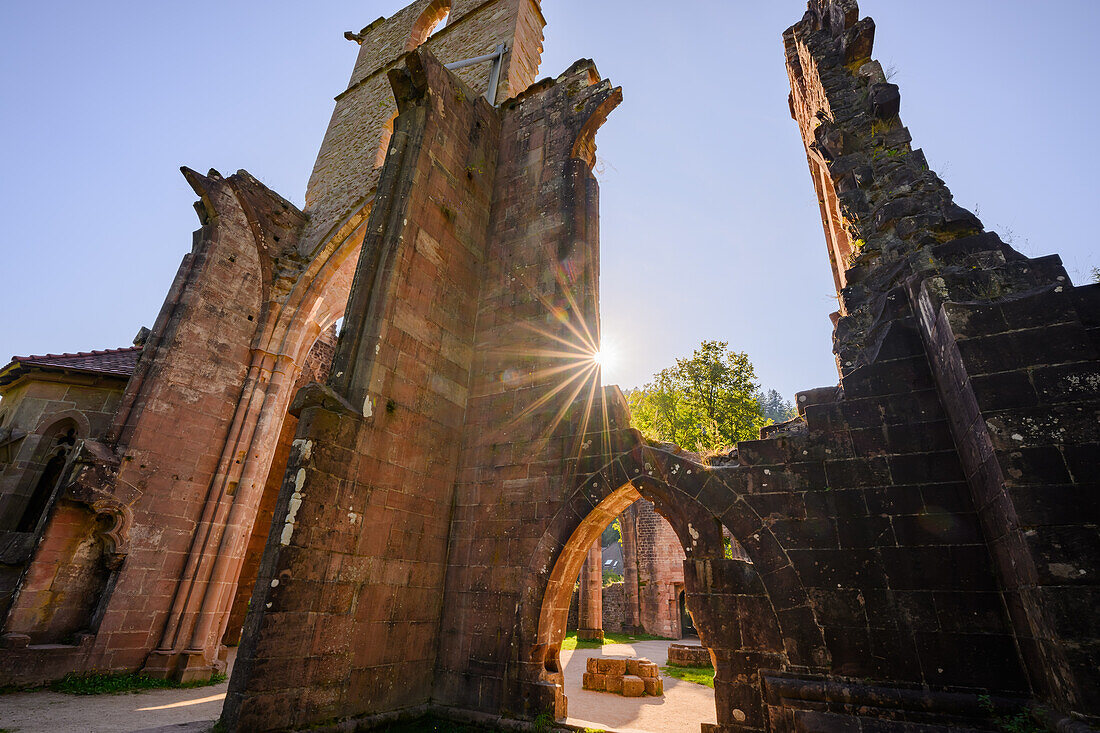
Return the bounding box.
[32,410,88,440]
[14,418,80,533]
[406,0,452,50]
[514,441,827,728]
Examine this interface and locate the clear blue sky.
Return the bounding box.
[2,1,1097,400]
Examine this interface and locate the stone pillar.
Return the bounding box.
[619,506,642,633]
[576,539,603,642]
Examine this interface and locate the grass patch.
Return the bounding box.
[49,670,227,695]
[661,663,715,688]
[560,633,601,650]
[560,631,673,651]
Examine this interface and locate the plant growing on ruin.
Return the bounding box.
[978,694,1045,733]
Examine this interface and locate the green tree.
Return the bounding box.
[601,517,621,547]
[757,388,797,424]
[627,340,767,452]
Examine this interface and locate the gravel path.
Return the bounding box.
[0,682,224,733]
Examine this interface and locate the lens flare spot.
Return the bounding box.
[590,348,614,372]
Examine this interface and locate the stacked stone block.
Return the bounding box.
[667,643,712,668]
[582,656,662,697]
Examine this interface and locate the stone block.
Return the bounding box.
[643,676,663,696]
[605,674,623,693]
[638,661,659,679]
[596,656,627,676]
[585,656,598,674]
[621,674,644,697]
[581,672,606,691]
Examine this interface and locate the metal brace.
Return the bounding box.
[444,42,509,105]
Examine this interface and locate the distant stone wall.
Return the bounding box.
[601,581,624,633]
[634,500,685,638]
[566,580,625,634]
[667,643,712,668]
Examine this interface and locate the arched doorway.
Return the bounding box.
[520,452,808,732]
[550,487,719,731]
[678,589,696,638]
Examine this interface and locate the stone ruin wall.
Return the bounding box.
[0,375,128,629]
[0,0,548,690]
[221,43,622,728]
[0,0,1097,731]
[301,0,544,255]
[223,326,339,645]
[781,0,1099,725]
[634,498,686,639]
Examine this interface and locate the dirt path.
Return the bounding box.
[562,639,716,733]
[0,682,224,733]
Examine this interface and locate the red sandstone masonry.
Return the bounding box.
[223,50,503,730]
[5,1,1095,731]
[223,328,338,646]
[1,0,542,690]
[634,499,685,638]
[430,59,621,717]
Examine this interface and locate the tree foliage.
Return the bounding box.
[758,388,797,424]
[600,517,621,548]
[627,341,768,453]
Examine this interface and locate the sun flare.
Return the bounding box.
[590,347,614,372]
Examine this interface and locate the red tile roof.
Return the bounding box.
[0,347,142,386]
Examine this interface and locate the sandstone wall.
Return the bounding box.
[224,50,505,729]
[301,0,544,256]
[634,499,686,639]
[0,378,124,530]
[222,327,338,646]
[430,59,620,716]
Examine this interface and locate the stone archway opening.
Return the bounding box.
[221,323,341,649]
[521,440,800,733]
[537,483,722,732]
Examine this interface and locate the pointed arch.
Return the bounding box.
[514,443,827,729]
[406,0,452,50]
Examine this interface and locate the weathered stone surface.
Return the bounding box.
[581,672,605,691]
[621,674,644,697]
[596,657,627,676]
[1,1,1096,731]
[667,643,712,668]
[643,676,663,696]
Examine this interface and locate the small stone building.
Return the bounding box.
[0,346,141,641]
